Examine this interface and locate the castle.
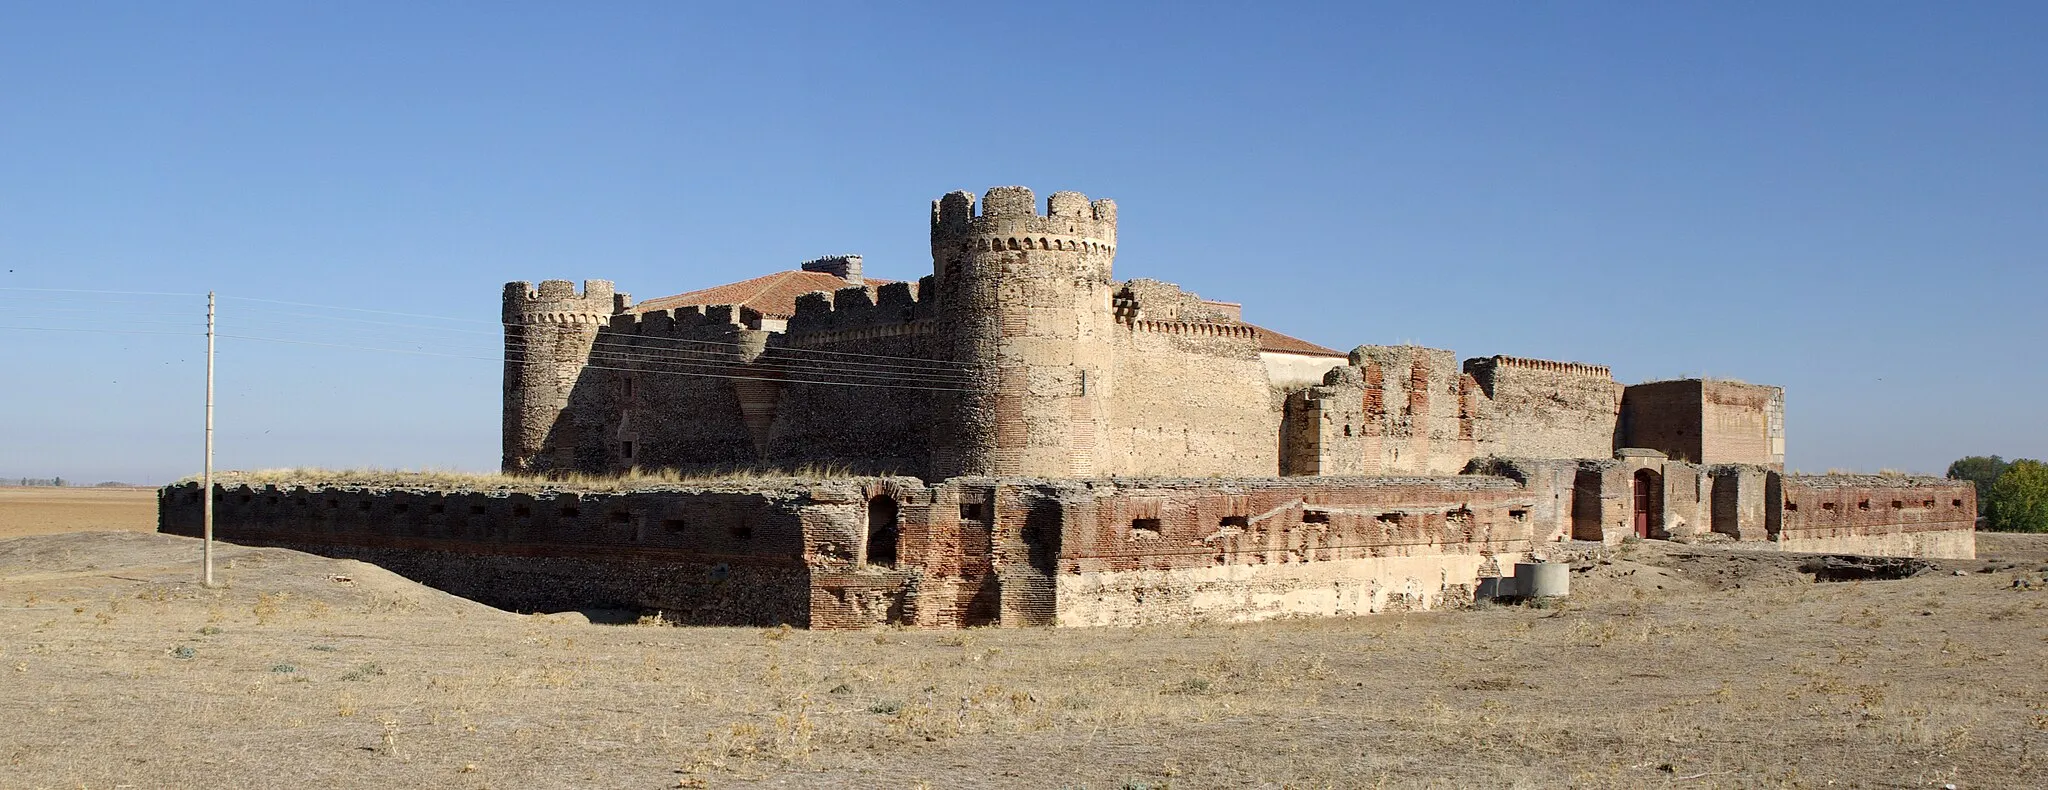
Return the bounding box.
[160,186,1975,629]
[501,186,1787,481]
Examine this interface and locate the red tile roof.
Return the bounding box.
[631,271,893,319]
[1250,325,1346,357]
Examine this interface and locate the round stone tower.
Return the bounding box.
[502,279,619,474]
[929,186,1119,478]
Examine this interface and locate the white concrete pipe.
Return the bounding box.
[1514,561,1569,598]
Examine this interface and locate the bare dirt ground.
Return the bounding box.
[0,487,156,539]
[1,526,2045,789]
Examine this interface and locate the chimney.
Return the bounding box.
[800,255,863,285]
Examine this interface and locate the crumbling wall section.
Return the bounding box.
[1701,380,1785,468]
[1349,346,1474,474]
[159,479,927,627]
[1038,476,1542,626]
[1707,465,1773,540]
[1280,367,1369,476]
[1463,356,1622,461]
[1778,475,1976,559]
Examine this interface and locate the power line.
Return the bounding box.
[4,288,986,389]
[208,313,978,381]
[217,294,499,324]
[205,319,976,384]
[217,333,978,392]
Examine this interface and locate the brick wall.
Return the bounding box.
[1621,380,1704,462]
[1778,475,1975,558]
[1701,381,1784,468]
[1464,356,1622,461]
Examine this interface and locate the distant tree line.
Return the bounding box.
[0,478,134,487]
[1947,456,2048,533]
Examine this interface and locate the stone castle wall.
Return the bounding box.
[1778,475,1975,559]
[501,186,1792,486]
[1620,379,1784,468]
[160,466,1978,629]
[1465,356,1622,461]
[1102,320,1280,477]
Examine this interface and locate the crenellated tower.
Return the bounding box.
[929,186,1119,477]
[502,279,624,473]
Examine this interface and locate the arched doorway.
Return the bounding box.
[1632,469,1661,539]
[866,496,899,568]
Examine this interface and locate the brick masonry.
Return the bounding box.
[159,464,1975,629]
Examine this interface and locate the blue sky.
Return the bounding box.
[1,2,2042,483]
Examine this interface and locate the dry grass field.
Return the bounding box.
[1,496,2045,788]
[0,486,156,539]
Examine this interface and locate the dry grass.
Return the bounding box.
[177,464,873,492]
[3,529,2046,788]
[0,486,156,539]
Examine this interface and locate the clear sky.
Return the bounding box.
[2,2,2042,484]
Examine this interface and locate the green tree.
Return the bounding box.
[1946,455,2009,517]
[1986,459,2048,533]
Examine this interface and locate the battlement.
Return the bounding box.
[787,277,937,333]
[1464,355,1613,381]
[1127,319,1259,341]
[503,279,626,323]
[602,303,752,338]
[930,186,1119,252]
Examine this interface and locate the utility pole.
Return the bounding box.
[203,291,216,587]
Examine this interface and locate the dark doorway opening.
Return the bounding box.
[866,496,899,568]
[1571,469,1603,541]
[1632,468,1661,539]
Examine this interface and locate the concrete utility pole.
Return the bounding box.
[203,291,216,587]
